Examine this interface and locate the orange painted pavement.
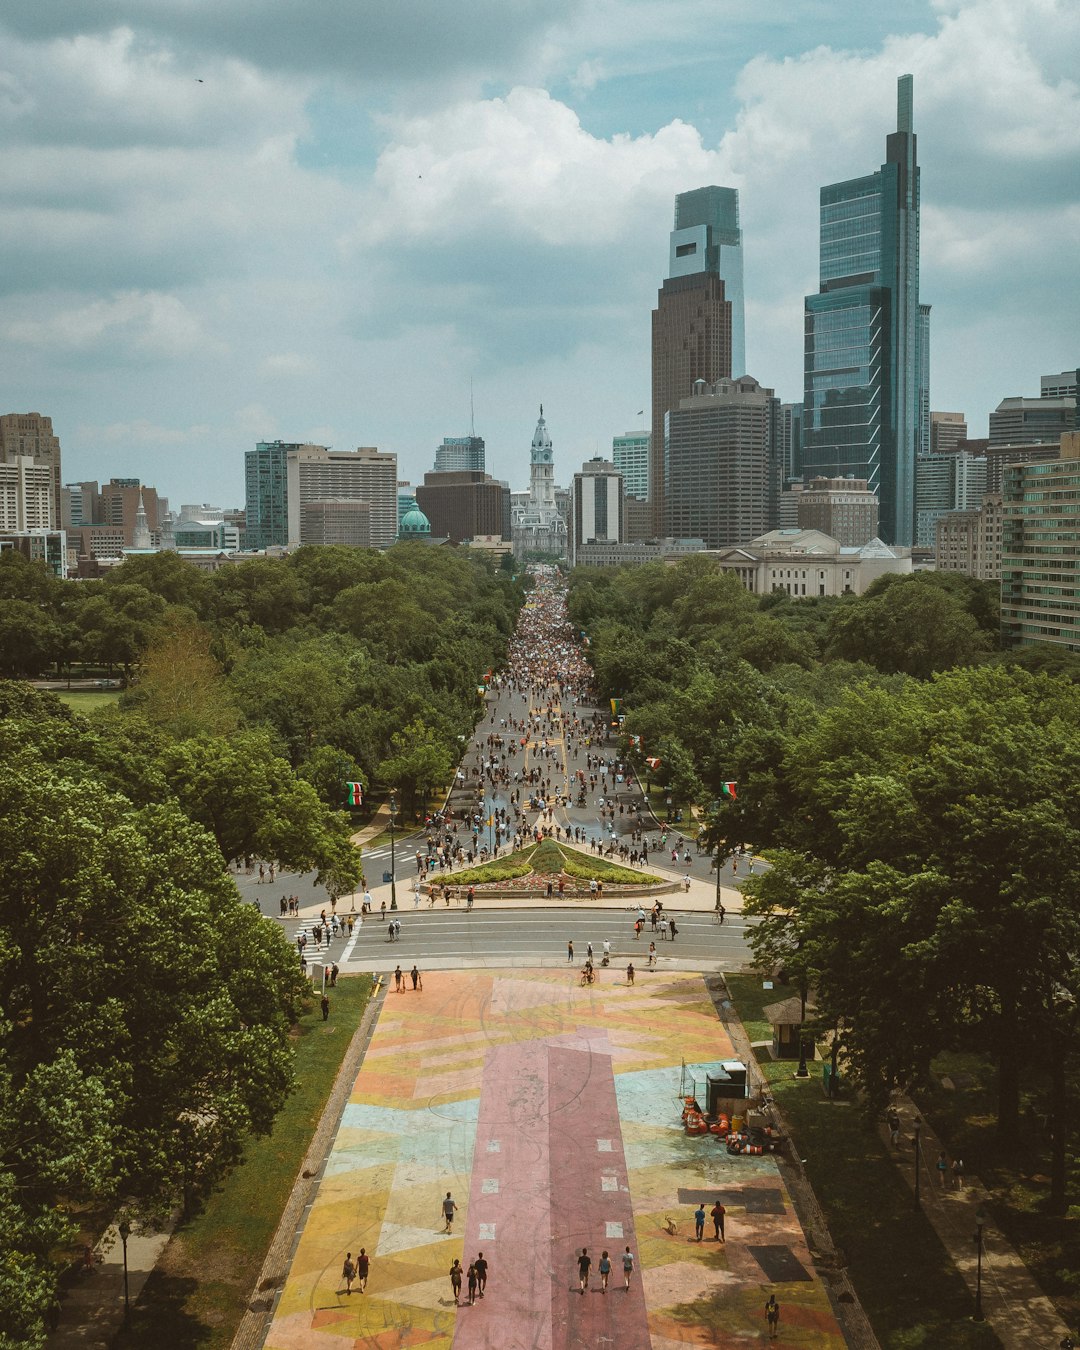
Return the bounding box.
[264,971,846,1348]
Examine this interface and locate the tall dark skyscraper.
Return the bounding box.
[802,75,926,546]
[651,186,743,532]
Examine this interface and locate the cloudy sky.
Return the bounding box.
[2,0,1077,506]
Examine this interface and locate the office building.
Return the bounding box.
[778,403,804,483]
[434,436,485,474]
[612,432,650,500]
[415,470,511,544]
[285,445,398,549]
[663,375,778,549]
[1001,433,1080,649]
[651,186,742,531]
[989,395,1075,447]
[0,413,62,525]
[914,449,988,548]
[570,458,624,567]
[930,412,967,455]
[61,481,101,529]
[802,75,925,546]
[397,483,418,533]
[0,528,67,577]
[623,494,653,543]
[711,528,912,597]
[797,477,879,547]
[99,478,164,544]
[935,494,1003,582]
[245,441,310,550]
[1040,369,1078,400]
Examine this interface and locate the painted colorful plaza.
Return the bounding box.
[265,971,845,1348]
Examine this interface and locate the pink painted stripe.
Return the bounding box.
[453,1039,553,1350]
[548,1038,652,1350]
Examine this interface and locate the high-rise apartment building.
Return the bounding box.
[286,445,398,549]
[651,187,742,531]
[802,76,925,546]
[1001,433,1080,649]
[570,458,624,567]
[797,477,879,547]
[0,457,54,532]
[434,436,486,474]
[612,432,650,500]
[663,376,778,548]
[0,413,62,526]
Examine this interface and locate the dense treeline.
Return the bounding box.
[570,557,1080,1211]
[0,543,523,1346]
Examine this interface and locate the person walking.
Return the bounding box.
[694,1203,706,1241]
[626,962,635,986]
[577,1247,591,1293]
[442,1191,457,1232]
[648,941,656,968]
[887,1107,901,1147]
[598,1250,611,1292]
[449,1258,463,1304]
[466,1262,478,1305]
[669,917,677,942]
[710,1199,726,1242]
[341,1252,355,1294]
[765,1294,780,1338]
[321,993,330,1021]
[474,1251,488,1297]
[952,1156,965,1190]
[355,1248,369,1292]
[394,965,402,991]
[622,1246,635,1290]
[937,1150,949,1189]
[410,964,420,990]
[567,939,574,963]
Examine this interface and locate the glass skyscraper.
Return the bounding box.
[650,186,744,532]
[802,75,926,546]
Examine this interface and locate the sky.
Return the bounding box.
[1,0,1078,507]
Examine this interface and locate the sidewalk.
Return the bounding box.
[880,1101,1073,1349]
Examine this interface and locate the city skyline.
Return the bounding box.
[1,0,1078,504]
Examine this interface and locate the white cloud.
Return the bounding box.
[1,291,216,359]
[360,87,723,250]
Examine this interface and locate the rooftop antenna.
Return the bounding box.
[469,378,475,437]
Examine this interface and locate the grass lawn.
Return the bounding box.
[725,973,1002,1350]
[52,690,121,713]
[115,976,373,1350]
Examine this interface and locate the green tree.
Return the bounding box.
[126,618,237,738]
[0,752,310,1343]
[377,718,454,820]
[825,573,993,677]
[160,731,363,893]
[0,601,61,676]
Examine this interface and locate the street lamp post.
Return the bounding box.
[913,1118,922,1209]
[973,1204,988,1322]
[389,792,398,910]
[117,1219,131,1323]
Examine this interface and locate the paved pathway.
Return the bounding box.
[261,970,845,1349]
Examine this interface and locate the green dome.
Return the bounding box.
[399,505,431,536]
